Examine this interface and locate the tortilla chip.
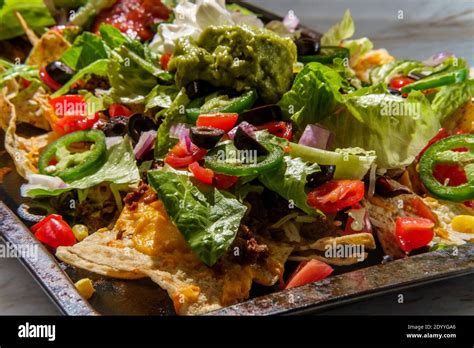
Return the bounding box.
[57,194,293,315]
[9,84,54,130]
[0,91,57,178]
[26,30,71,67]
[290,233,375,266]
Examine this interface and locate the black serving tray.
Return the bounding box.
[0,1,473,316]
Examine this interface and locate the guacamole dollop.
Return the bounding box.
[168,25,297,103]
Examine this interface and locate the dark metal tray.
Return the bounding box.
[1,1,473,316]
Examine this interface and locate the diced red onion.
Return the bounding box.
[368,163,377,198]
[283,10,300,32]
[298,124,334,150]
[105,136,123,149]
[228,121,257,140]
[422,51,453,67]
[169,123,190,140]
[133,130,157,160]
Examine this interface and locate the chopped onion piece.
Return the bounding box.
[422,51,453,67]
[283,10,300,32]
[133,130,157,160]
[298,124,334,150]
[105,136,123,149]
[368,163,377,198]
[169,123,190,140]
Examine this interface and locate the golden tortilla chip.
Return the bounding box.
[57,194,293,315]
[8,85,54,130]
[0,91,57,178]
[26,30,71,67]
[290,233,376,266]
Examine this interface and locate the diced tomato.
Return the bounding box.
[109,103,132,118]
[21,78,32,88]
[189,162,214,185]
[433,164,467,187]
[49,95,100,134]
[464,201,474,209]
[410,197,437,223]
[256,121,293,141]
[416,128,450,161]
[54,113,100,135]
[343,203,372,235]
[31,214,76,249]
[92,0,171,41]
[395,217,434,252]
[160,53,172,70]
[165,141,207,168]
[307,180,365,214]
[213,174,239,189]
[196,113,238,133]
[389,76,415,90]
[39,66,62,91]
[49,95,87,117]
[285,259,333,289]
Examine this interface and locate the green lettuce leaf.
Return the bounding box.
[325,91,441,169]
[321,9,354,46]
[342,37,373,57]
[0,60,39,87]
[145,84,179,110]
[148,167,247,266]
[70,0,116,27]
[0,0,55,40]
[154,89,189,158]
[259,156,321,215]
[24,137,140,197]
[256,131,376,180]
[278,62,345,131]
[60,32,110,70]
[432,80,474,123]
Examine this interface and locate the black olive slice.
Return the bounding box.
[190,126,224,149]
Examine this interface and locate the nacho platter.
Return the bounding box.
[0,0,473,316]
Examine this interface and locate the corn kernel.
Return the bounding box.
[72,224,89,241]
[451,215,474,234]
[74,278,95,299]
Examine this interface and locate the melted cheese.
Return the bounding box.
[112,192,285,312]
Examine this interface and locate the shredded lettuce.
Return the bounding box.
[0,0,55,40]
[259,156,321,216]
[432,80,474,123]
[256,130,376,180]
[23,137,140,197]
[342,37,373,58]
[0,60,40,87]
[278,62,444,169]
[145,84,179,110]
[279,62,345,132]
[154,89,189,158]
[328,91,441,169]
[321,9,354,46]
[148,167,247,266]
[60,32,110,70]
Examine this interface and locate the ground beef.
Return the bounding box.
[230,224,270,264]
[81,74,110,91]
[124,182,154,210]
